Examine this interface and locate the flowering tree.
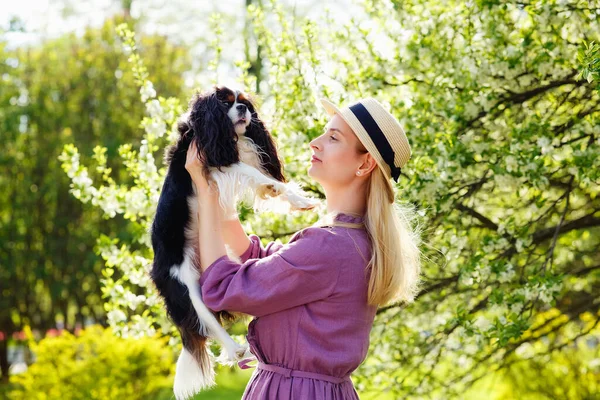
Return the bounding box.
[60,0,600,397]
[316,0,598,397]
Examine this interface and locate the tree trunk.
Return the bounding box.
[0,333,10,383]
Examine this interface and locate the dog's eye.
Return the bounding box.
[221,100,232,106]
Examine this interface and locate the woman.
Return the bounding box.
[185,97,422,399]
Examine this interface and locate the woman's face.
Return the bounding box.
[308,114,374,188]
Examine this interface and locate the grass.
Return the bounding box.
[155,366,255,400]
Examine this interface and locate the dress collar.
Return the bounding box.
[333,212,365,225]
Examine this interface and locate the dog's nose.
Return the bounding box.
[236,104,246,112]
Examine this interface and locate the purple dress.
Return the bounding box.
[199,213,377,399]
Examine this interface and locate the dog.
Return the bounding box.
[150,85,320,400]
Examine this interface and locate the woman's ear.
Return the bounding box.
[358,153,378,176]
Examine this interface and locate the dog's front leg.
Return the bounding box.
[218,163,320,211]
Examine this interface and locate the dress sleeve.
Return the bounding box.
[237,234,284,263]
[199,227,340,317]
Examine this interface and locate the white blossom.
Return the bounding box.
[474,316,492,331]
[144,119,167,138]
[510,302,523,314]
[140,81,156,102]
[539,290,553,304]
[463,342,479,355]
[515,342,534,358]
[537,136,553,154]
[460,274,474,286]
[146,99,164,119]
[516,238,525,253]
[464,103,479,119]
[498,263,515,283]
[505,155,518,172]
[72,170,93,187]
[124,292,147,310]
[107,309,127,324]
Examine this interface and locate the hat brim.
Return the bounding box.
[320,98,341,116]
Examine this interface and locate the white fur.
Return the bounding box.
[228,97,252,135]
[173,346,215,400]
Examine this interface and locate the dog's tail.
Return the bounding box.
[173,326,216,400]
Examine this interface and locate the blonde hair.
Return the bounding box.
[362,167,423,307]
[312,152,423,308]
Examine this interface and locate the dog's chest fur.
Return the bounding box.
[183,135,270,246]
[237,136,267,174]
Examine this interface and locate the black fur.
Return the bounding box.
[188,90,240,173]
[244,109,286,183]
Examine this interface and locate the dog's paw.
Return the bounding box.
[215,341,249,367]
[288,195,321,211]
[290,202,319,211]
[235,345,250,360]
[256,183,283,199]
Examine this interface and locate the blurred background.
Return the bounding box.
[1,0,599,399]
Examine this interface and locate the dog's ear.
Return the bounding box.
[176,112,192,139]
[244,112,287,183]
[160,114,191,167]
[189,91,239,169]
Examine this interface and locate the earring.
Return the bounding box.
[356,171,361,175]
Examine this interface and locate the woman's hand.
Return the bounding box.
[185,140,210,192]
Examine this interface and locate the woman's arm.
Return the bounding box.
[185,141,230,272]
[221,217,252,260]
[198,227,341,317]
[197,188,227,273]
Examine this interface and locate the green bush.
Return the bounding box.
[6,325,175,400]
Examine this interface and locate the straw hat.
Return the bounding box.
[319,97,412,184]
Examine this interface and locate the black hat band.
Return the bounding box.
[349,103,402,182]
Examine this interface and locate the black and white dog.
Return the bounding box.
[150,86,319,400]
